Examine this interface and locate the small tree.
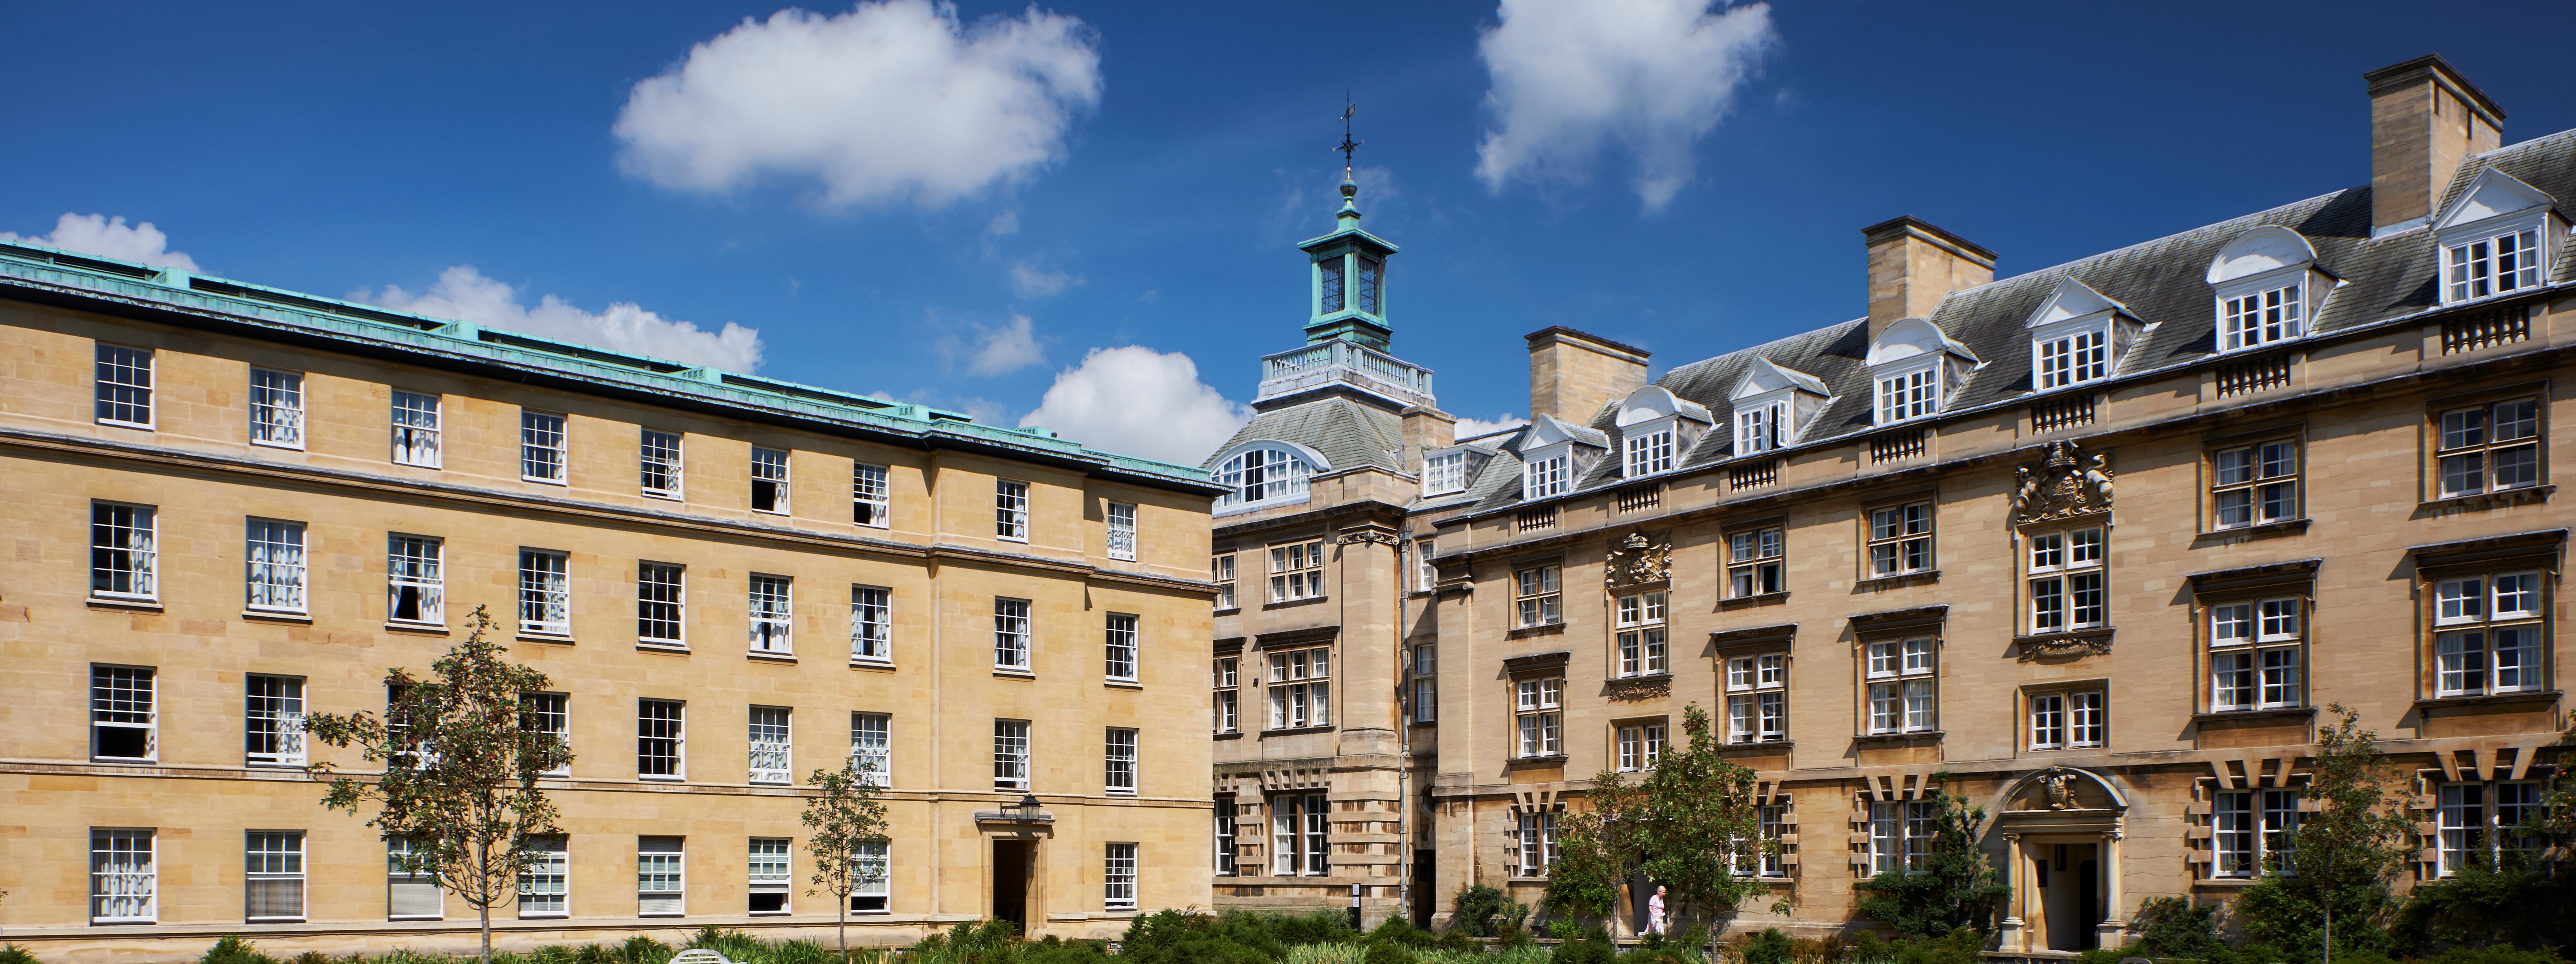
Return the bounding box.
[304,607,571,964]
[1853,773,2008,938]
[802,757,891,960]
[1544,704,1768,935]
[2239,704,2413,961]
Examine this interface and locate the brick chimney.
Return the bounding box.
[1526,327,1648,425]
[1862,216,1996,341]
[2366,54,2504,235]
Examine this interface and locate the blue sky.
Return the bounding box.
[7,0,2574,466]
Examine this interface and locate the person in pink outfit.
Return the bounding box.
[1646,885,1668,935]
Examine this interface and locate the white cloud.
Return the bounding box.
[936,312,1045,376]
[358,266,764,373]
[3,213,200,271]
[1454,414,1530,440]
[1009,260,1078,299]
[1021,346,1250,466]
[1473,0,1777,211]
[613,0,1103,209]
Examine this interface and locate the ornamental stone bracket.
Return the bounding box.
[2011,627,2114,662]
[1604,529,1672,589]
[1602,674,1672,702]
[2010,440,2113,525]
[1336,523,1401,547]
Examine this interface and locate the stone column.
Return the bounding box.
[1998,832,2026,952]
[2096,829,2126,948]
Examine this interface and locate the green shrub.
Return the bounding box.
[1549,930,1615,964]
[204,936,281,964]
[1434,931,1480,954]
[1285,944,1366,964]
[2069,949,2126,964]
[1362,942,1418,964]
[1453,885,1509,937]
[618,936,673,964]
[1367,918,1434,950]
[292,952,337,964]
[0,946,44,964]
[1742,929,1794,964]
[2423,946,2576,964]
[574,947,615,964]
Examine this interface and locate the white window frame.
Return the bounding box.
[1215,804,1238,876]
[1522,448,1571,500]
[1874,360,1940,425]
[2210,787,2303,878]
[1104,612,1139,682]
[245,830,307,923]
[1105,501,1137,562]
[91,501,158,601]
[1614,591,1668,677]
[850,584,892,664]
[638,699,685,781]
[246,674,307,768]
[638,562,685,647]
[640,429,684,499]
[1616,722,1666,772]
[2209,597,2304,712]
[1515,811,1560,878]
[851,712,891,788]
[852,463,890,527]
[517,548,570,636]
[1266,647,1332,730]
[748,706,792,785]
[1407,643,1437,725]
[2213,437,2301,529]
[2030,317,2111,390]
[2435,396,2543,498]
[388,838,443,920]
[2435,780,2545,876]
[1724,653,1786,744]
[524,692,571,777]
[388,534,444,626]
[2216,271,2306,352]
[2433,571,2548,697]
[1514,564,1561,627]
[992,719,1030,791]
[1865,638,1938,735]
[1105,843,1139,911]
[1414,539,1437,593]
[851,839,890,913]
[391,390,441,468]
[751,446,790,514]
[94,344,155,429]
[1213,554,1238,610]
[1270,792,1330,877]
[2026,526,2105,633]
[1270,540,1326,603]
[1867,501,1933,577]
[1867,799,1940,875]
[92,665,156,762]
[993,597,1031,670]
[995,479,1030,541]
[637,837,685,916]
[748,573,793,656]
[1622,420,1677,478]
[1727,526,1785,598]
[519,410,567,484]
[1423,451,1467,495]
[1215,445,1314,511]
[1214,658,1241,734]
[1104,727,1138,796]
[246,519,309,614]
[1514,677,1564,758]
[2028,689,2105,750]
[2444,223,2547,305]
[747,838,792,915]
[91,828,156,923]
[1735,395,1791,455]
[248,367,306,450]
[517,835,569,918]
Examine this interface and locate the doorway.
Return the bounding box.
[2038,841,2100,951]
[1411,850,1434,929]
[993,840,1033,933]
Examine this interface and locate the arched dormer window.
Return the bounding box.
[1728,358,1829,455]
[2207,226,2329,353]
[2023,277,2142,392]
[1865,318,1979,425]
[1212,441,1324,513]
[2432,168,2563,306]
[1614,386,1713,478]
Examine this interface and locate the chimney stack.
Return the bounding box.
[1525,327,1648,425]
[2366,54,2504,235]
[1862,216,1996,341]
[1399,405,1456,469]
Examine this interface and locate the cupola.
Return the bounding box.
[1299,165,1399,351]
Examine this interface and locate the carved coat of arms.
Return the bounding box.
[2011,441,2114,525]
[1604,530,1671,589]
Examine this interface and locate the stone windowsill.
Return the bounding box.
[1719,591,1790,611]
[992,667,1037,680]
[1852,730,1942,746]
[637,642,690,654]
[2192,876,2259,890]
[1262,596,1329,611]
[1505,753,1570,769]
[245,609,314,624]
[1214,731,1244,741]
[2199,518,2313,542]
[1215,607,1242,617]
[87,595,163,612]
[385,621,449,635]
[1713,739,1794,755]
[1508,621,1566,639]
[848,657,896,671]
[2191,706,2317,725]
[2419,484,2554,514]
[516,631,573,645]
[1853,571,1940,592]
[2415,690,2561,710]
[1103,679,1143,690]
[1261,725,1336,738]
[746,651,797,663]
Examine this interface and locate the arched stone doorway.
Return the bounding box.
[1990,767,2130,954]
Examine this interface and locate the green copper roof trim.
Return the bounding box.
[0,238,1213,491]
[1297,225,1399,254]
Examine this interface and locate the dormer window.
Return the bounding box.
[2433,168,2563,307]
[1624,427,1674,477]
[1424,451,1466,495]
[1865,319,1977,426]
[2025,277,2139,390]
[1524,451,1569,498]
[2207,226,2331,355]
[1318,258,1344,313]
[1356,256,1382,314]
[1612,386,1712,479]
[2447,229,2542,303]
[1214,442,1320,513]
[1727,359,1827,455]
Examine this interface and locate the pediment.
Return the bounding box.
[2023,276,2128,329]
[1523,413,1606,450]
[2206,225,2320,285]
[1729,357,1829,401]
[1865,317,1980,367]
[2003,765,2128,814]
[2435,168,2556,233]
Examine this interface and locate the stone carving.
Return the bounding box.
[2014,630,2114,662]
[1604,676,1671,702]
[2011,441,2113,524]
[1604,530,1672,589]
[1336,527,1400,547]
[2037,770,2078,810]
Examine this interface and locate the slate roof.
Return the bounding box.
[1202,395,1408,475]
[1463,126,2576,515]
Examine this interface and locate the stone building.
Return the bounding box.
[0,242,1219,958]
[1212,54,2572,950]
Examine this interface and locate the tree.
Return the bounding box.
[802,757,891,961]
[304,607,571,964]
[1543,704,1769,935]
[2239,704,2414,962]
[1853,773,2008,938]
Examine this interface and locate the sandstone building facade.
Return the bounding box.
[0,246,1219,959]
[1211,55,2570,951]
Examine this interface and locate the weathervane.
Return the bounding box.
[1335,93,1362,170]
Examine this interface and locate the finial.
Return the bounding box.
[1335,94,1362,218]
